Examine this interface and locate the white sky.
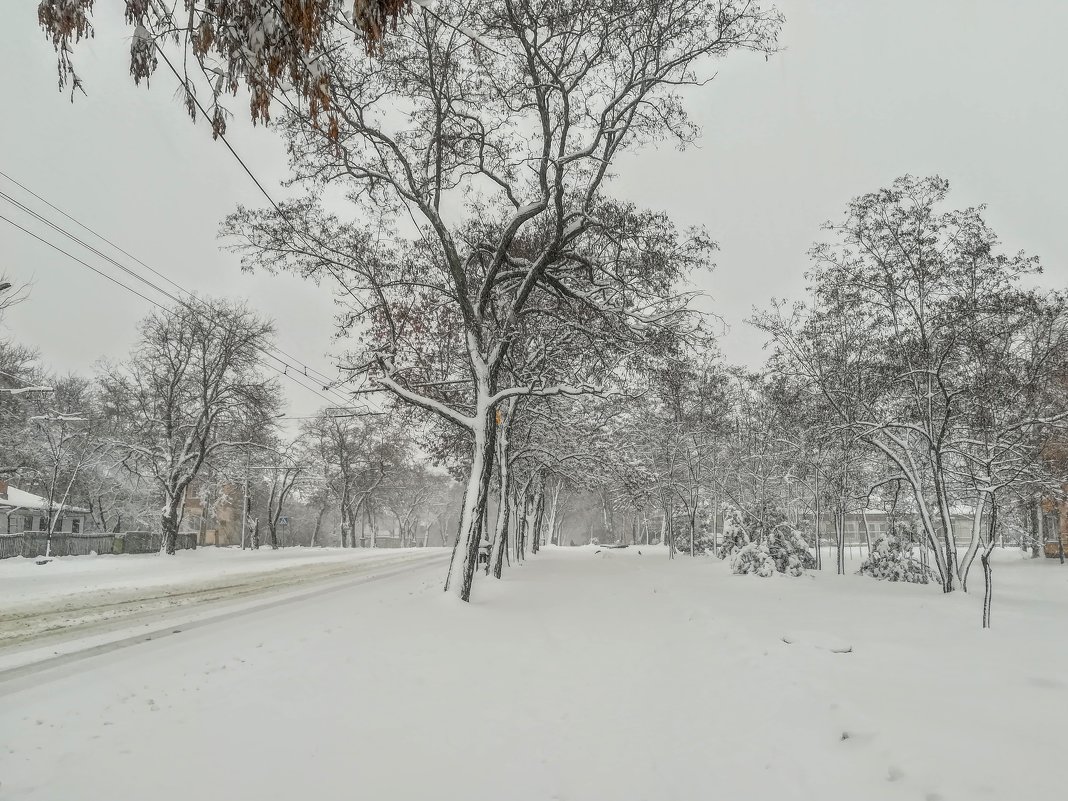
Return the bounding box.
[2,0,1067,420]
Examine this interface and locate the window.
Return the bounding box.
[71,518,81,534]
[37,516,47,531]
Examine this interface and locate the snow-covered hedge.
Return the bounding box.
[858,529,932,584]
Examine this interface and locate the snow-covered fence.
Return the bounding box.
[0,533,115,559]
[0,531,197,559]
[113,532,197,554]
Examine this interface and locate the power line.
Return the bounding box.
[0,181,341,394]
[0,174,370,412]
[0,209,361,415]
[0,169,339,388]
[152,46,376,324]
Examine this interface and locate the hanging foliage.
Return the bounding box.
[37,0,413,137]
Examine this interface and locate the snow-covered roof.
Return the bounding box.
[0,486,89,514]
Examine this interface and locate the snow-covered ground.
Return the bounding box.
[1,547,1065,801]
[0,545,444,606]
[0,546,447,651]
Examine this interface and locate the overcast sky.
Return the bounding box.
[2,0,1067,420]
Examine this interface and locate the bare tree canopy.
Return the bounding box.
[206,0,783,600]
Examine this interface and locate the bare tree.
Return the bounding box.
[264,449,304,549]
[756,176,1068,594]
[103,299,281,553]
[221,0,779,600]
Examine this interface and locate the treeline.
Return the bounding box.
[0,295,456,550]
[496,177,1068,627]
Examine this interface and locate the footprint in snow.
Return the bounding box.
[1026,675,1064,689]
[781,630,853,653]
[839,730,877,746]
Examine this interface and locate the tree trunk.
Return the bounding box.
[982,500,998,628]
[517,491,529,561]
[490,486,509,579]
[544,478,561,546]
[444,402,496,601]
[530,482,546,556]
[311,503,326,547]
[813,469,822,570]
[1031,498,1045,558]
[860,507,872,556]
[834,505,845,575]
[601,491,615,544]
[930,459,959,592]
[489,409,514,577]
[666,502,676,559]
[689,501,697,557]
[161,510,180,555]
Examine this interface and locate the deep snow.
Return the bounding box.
[0,547,1065,801]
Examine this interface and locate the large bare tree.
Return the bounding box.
[221,0,780,600]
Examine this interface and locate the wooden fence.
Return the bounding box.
[0,532,196,559]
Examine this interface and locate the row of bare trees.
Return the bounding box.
[486,177,1068,629]
[34,4,1068,622]
[2,291,464,553]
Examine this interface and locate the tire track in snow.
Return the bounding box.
[0,552,449,694]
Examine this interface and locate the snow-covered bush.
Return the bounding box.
[766,523,817,576]
[731,542,775,577]
[673,523,716,555]
[721,503,814,577]
[859,528,932,584]
[719,505,751,556]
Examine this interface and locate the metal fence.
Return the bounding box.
[0,531,197,559]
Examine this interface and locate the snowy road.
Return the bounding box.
[0,548,449,674]
[1,548,1066,801]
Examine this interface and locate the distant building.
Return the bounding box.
[180,481,243,546]
[0,479,89,535]
[1041,499,1068,558]
[811,510,974,546]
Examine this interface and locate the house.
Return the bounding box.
[180,481,244,546]
[0,479,90,535]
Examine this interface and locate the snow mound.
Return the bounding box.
[781,630,853,653]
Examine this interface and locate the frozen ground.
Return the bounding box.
[1,546,1065,801]
[0,547,446,650]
